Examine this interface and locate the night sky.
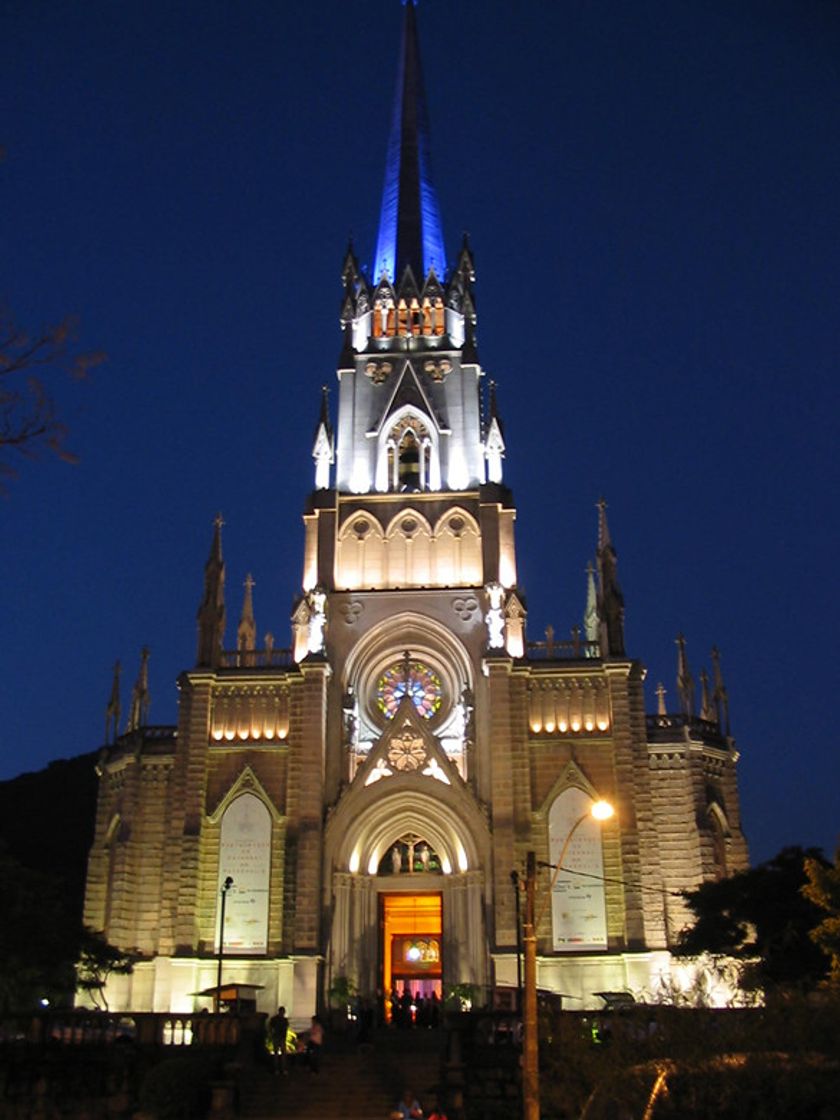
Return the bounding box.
[3,1,838,865]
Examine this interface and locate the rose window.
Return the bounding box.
[377,659,442,720]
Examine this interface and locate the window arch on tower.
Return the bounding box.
[375,409,440,494]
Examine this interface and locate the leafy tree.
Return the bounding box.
[677,846,830,993]
[76,928,135,1010]
[0,305,104,485]
[0,843,77,1012]
[803,846,840,988]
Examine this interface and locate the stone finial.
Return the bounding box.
[596,499,625,656]
[584,561,599,646]
[655,681,667,716]
[127,647,150,732]
[237,574,257,665]
[312,388,334,491]
[676,633,694,718]
[711,645,731,735]
[699,667,715,723]
[105,660,121,745]
[196,514,226,668]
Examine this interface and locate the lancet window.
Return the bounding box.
[386,415,432,491]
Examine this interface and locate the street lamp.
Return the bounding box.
[215,875,234,1013]
[522,800,614,1120]
[510,869,523,1012]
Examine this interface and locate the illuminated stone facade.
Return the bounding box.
[82,3,748,1020]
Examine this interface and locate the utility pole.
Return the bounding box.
[523,850,539,1120]
[510,869,523,1011]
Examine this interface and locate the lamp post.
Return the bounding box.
[521,800,614,1120]
[510,869,523,1012]
[215,876,234,1013]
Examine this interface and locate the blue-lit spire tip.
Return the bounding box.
[373,0,446,284]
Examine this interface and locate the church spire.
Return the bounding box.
[484,380,506,484]
[711,645,731,735]
[583,560,599,648]
[312,386,334,491]
[104,659,121,745]
[196,514,226,668]
[699,666,715,723]
[127,646,150,732]
[373,0,446,284]
[595,498,625,656]
[675,633,694,717]
[237,573,257,665]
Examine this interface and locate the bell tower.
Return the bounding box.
[300,1,520,653]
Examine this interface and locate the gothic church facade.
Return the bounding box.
[82,3,748,1018]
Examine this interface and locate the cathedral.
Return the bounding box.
[82,2,748,1019]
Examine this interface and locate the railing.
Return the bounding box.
[219,647,295,669]
[526,638,600,660]
[109,725,176,749]
[646,712,727,744]
[0,1009,258,1050]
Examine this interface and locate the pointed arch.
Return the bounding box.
[335,513,385,590]
[207,764,283,823]
[342,609,472,726]
[432,507,482,585]
[324,781,488,882]
[375,405,440,493]
[215,791,272,954]
[544,777,611,952]
[384,505,433,586]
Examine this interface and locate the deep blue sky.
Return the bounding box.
[3,1,838,865]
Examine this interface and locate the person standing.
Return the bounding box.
[268,1005,289,1075]
[306,1015,324,1073]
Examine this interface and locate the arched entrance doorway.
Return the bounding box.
[381,892,442,1022]
[323,785,490,1007]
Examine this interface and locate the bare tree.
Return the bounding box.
[0,306,105,484]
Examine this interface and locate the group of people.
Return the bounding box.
[387,988,441,1029]
[267,1007,324,1074]
[391,1088,448,1120]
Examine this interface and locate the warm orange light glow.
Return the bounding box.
[381,893,442,1011]
[591,800,614,822]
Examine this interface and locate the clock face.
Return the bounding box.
[376,659,443,720]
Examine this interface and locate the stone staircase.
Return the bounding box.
[239,1028,444,1119]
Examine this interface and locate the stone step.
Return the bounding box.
[239,1030,444,1120]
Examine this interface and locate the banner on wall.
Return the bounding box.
[548,787,608,951]
[217,793,271,955]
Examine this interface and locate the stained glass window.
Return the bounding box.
[377,660,442,720]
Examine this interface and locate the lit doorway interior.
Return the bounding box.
[381,893,442,1021]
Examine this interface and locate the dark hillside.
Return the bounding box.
[0,751,99,918]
